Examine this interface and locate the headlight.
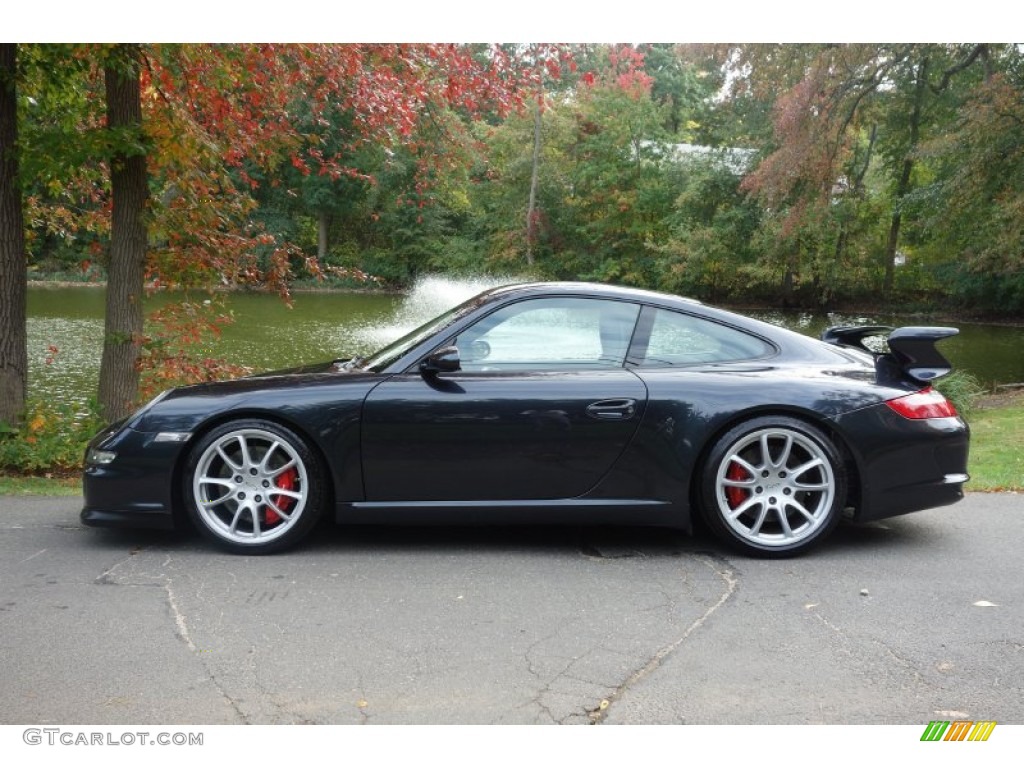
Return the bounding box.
[86,448,117,465]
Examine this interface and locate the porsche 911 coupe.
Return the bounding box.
[82,282,969,557]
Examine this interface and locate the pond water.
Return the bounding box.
[26,276,1024,407]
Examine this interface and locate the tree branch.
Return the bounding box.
[931,44,988,93]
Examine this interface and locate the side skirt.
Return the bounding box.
[335,498,685,528]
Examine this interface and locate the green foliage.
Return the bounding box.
[938,266,1024,314]
[914,64,1024,312]
[0,398,104,472]
[728,44,1024,311]
[640,44,714,137]
[13,43,1024,316]
[424,235,492,276]
[935,370,986,419]
[462,63,691,286]
[655,159,761,301]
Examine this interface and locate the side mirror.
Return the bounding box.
[420,345,461,376]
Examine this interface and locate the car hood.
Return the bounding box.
[126,361,379,431]
[251,359,353,377]
[165,360,375,400]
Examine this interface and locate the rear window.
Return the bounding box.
[638,308,773,366]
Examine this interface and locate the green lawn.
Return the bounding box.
[966,397,1024,491]
[0,473,82,496]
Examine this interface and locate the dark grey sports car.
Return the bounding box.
[82,282,969,557]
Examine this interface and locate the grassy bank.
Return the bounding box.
[2,392,1021,497]
[966,391,1024,491]
[0,473,82,496]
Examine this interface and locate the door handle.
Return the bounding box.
[586,398,637,420]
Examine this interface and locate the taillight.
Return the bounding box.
[885,387,958,419]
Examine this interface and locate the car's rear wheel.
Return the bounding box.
[183,420,324,554]
[700,416,846,557]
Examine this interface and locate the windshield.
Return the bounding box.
[360,293,488,372]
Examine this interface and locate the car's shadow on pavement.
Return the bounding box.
[76,511,944,563]
[824,516,946,555]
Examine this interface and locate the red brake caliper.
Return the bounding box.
[725,462,748,509]
[267,468,297,525]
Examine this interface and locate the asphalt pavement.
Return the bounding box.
[0,493,1021,724]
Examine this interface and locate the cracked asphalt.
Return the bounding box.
[1,493,1021,725]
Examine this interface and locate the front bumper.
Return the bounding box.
[80,425,188,530]
[80,506,177,530]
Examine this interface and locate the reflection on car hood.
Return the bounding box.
[249,359,353,378]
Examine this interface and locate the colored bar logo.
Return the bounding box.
[921,721,996,742]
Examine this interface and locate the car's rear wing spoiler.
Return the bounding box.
[822,325,959,384]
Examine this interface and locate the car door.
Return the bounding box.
[361,297,648,502]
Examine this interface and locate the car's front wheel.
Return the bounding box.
[183,420,325,554]
[700,416,846,557]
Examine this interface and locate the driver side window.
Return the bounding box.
[456,297,640,371]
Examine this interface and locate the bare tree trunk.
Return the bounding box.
[884,58,928,296]
[829,124,877,307]
[781,264,795,307]
[883,166,911,296]
[524,98,541,267]
[317,210,329,266]
[98,46,149,423]
[0,43,27,427]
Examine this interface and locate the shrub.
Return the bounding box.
[935,370,986,419]
[0,399,105,473]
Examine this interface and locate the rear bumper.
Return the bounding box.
[852,471,967,522]
[831,407,970,522]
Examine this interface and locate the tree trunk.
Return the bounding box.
[829,124,877,308]
[524,97,541,267]
[98,46,149,423]
[781,266,794,307]
[883,166,911,297]
[317,210,329,266]
[0,43,27,427]
[884,58,928,296]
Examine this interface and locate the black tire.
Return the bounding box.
[182,419,326,554]
[699,416,846,557]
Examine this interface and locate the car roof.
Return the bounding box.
[481,281,704,308]
[474,281,859,366]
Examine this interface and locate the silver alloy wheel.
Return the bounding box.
[191,428,309,546]
[713,427,836,549]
